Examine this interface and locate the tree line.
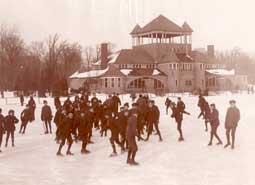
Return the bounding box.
[0,24,110,96]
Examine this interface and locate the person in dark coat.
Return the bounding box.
[170,102,184,141]
[208,104,222,146]
[57,112,74,156]
[106,111,122,156]
[41,100,53,134]
[85,106,95,143]
[112,93,121,116]
[165,97,171,114]
[28,96,36,122]
[116,106,130,151]
[54,107,65,142]
[126,108,139,165]
[177,97,190,115]
[203,101,211,132]
[91,94,100,129]
[19,104,31,134]
[197,95,206,119]
[20,94,24,106]
[4,110,19,147]
[224,100,240,149]
[0,108,5,152]
[145,101,162,141]
[54,97,61,110]
[78,112,90,154]
[63,97,73,113]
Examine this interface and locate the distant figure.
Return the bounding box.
[0,108,5,152]
[54,96,61,110]
[224,100,240,149]
[130,92,136,102]
[19,104,30,134]
[28,96,36,122]
[20,94,24,106]
[4,110,19,147]
[126,108,139,165]
[112,93,121,115]
[203,101,211,132]
[208,104,222,146]
[165,97,171,114]
[41,100,53,134]
[197,95,206,119]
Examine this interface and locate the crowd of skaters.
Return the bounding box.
[0,92,241,166]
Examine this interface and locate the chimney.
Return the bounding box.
[101,43,108,69]
[207,45,215,58]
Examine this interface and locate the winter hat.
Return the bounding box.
[229,100,236,104]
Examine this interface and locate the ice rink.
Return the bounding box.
[0,93,254,185]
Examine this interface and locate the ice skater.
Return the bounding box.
[224,100,240,149]
[4,110,19,147]
[41,100,53,134]
[208,104,222,146]
[0,108,5,152]
[126,108,139,165]
[19,104,31,134]
[57,112,74,156]
[170,102,184,141]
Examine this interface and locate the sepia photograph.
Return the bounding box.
[0,0,254,185]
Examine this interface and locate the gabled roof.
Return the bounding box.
[114,49,155,65]
[136,15,184,34]
[182,22,193,32]
[100,65,126,77]
[130,24,141,34]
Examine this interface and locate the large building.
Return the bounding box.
[69,15,248,94]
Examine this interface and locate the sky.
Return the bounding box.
[0,0,254,54]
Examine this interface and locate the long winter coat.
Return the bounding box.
[58,117,74,138]
[21,109,31,122]
[41,105,53,121]
[209,109,220,126]
[225,107,240,129]
[0,114,5,132]
[4,115,19,131]
[126,115,138,140]
[171,107,183,123]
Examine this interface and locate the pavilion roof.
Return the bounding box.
[131,15,184,35]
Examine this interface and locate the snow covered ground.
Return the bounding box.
[0,93,255,185]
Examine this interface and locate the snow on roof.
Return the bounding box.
[92,52,120,66]
[206,69,235,76]
[69,67,109,79]
[120,69,132,75]
[108,52,120,64]
[152,69,161,75]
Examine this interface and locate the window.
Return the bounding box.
[104,78,108,88]
[111,78,114,88]
[169,64,172,69]
[185,80,192,86]
[200,64,203,70]
[118,78,121,87]
[173,64,176,70]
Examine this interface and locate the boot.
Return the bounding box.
[56,151,63,156]
[130,160,139,166]
[224,143,231,148]
[208,142,212,146]
[66,151,74,155]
